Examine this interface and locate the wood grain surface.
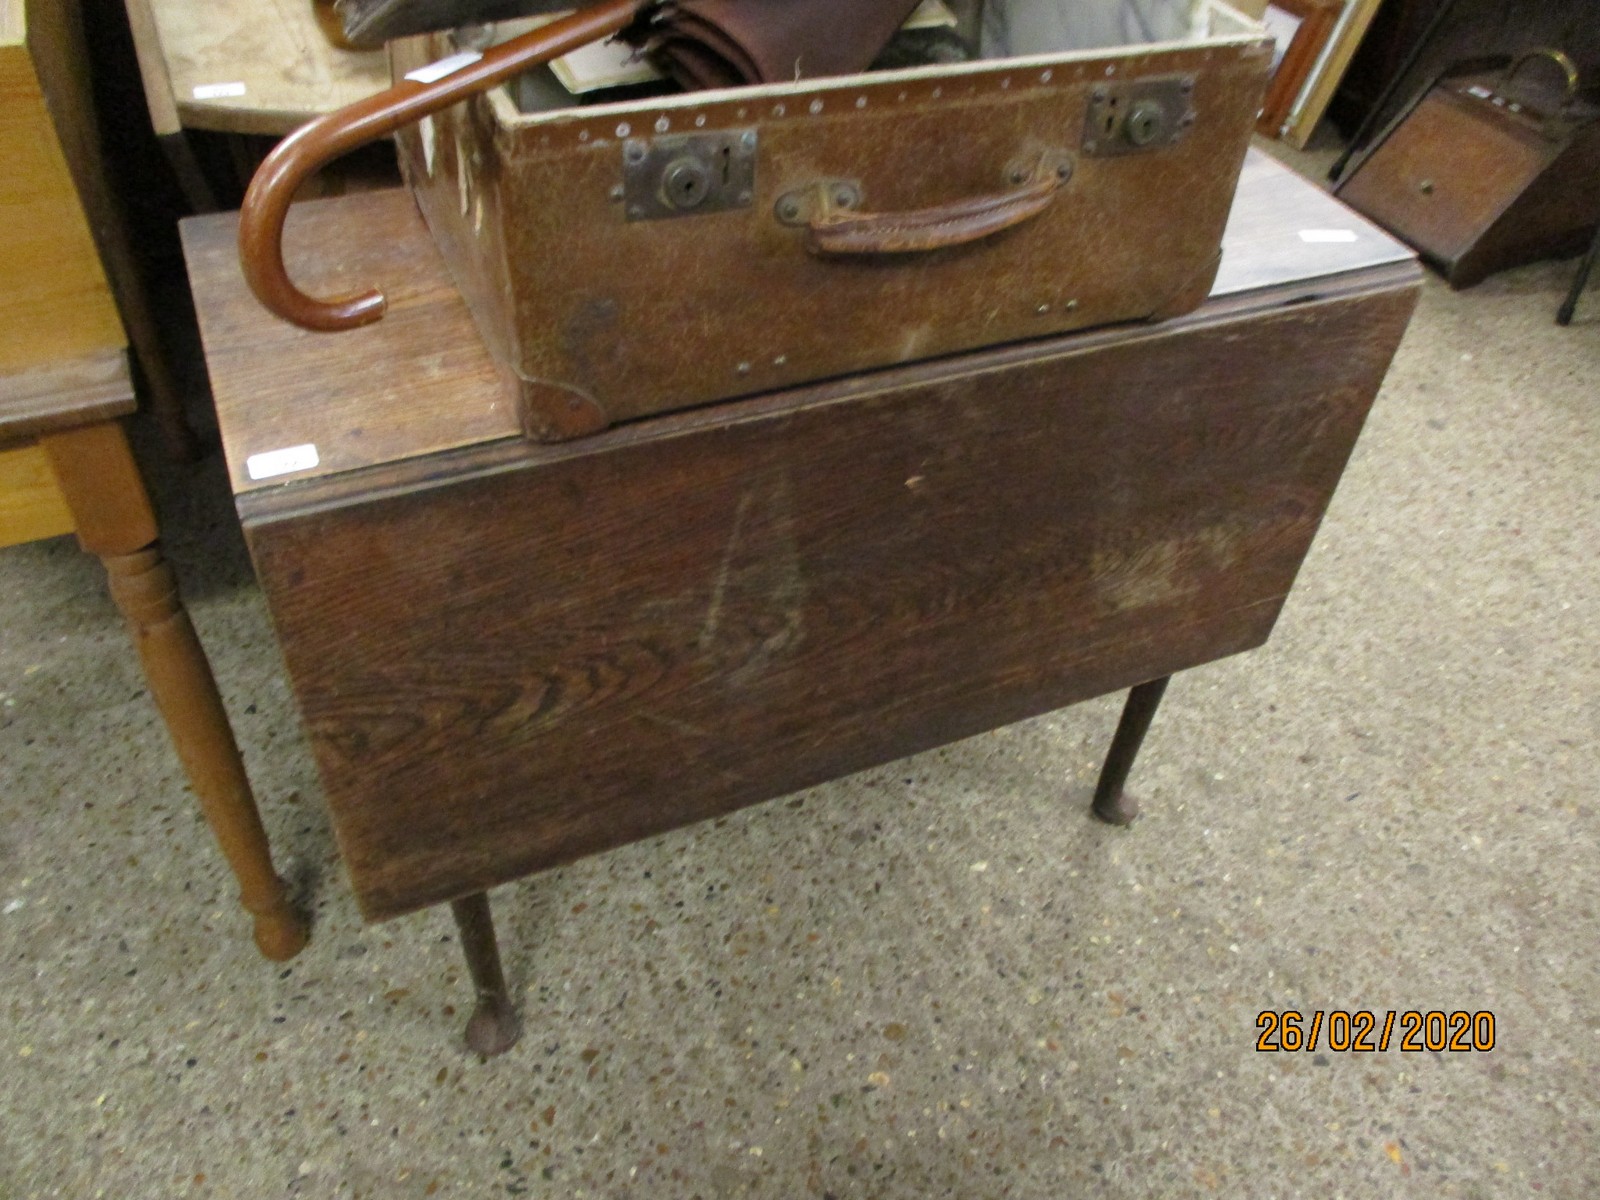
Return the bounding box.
[0,349,134,445]
[181,190,515,490]
[0,1,124,373]
[183,150,1412,497]
[25,0,194,457]
[245,278,1418,919]
[0,441,75,546]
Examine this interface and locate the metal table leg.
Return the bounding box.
[450,891,521,1057]
[1090,675,1172,826]
[1557,223,1600,326]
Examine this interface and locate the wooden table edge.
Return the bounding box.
[235,260,1423,528]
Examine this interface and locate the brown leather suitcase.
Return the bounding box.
[244,2,1270,440]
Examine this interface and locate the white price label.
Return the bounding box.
[193,81,247,99]
[246,443,320,481]
[405,51,483,85]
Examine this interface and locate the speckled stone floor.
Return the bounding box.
[3,146,1597,1199]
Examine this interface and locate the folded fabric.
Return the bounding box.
[624,0,927,90]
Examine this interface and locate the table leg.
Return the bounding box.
[1091,675,1171,826]
[449,892,521,1057]
[1556,223,1600,327]
[39,422,307,960]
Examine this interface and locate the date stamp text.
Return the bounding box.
[1255,1010,1495,1053]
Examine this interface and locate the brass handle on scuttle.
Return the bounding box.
[1505,48,1582,106]
[238,0,649,332]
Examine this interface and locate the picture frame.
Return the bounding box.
[1281,0,1384,149]
[1256,0,1345,137]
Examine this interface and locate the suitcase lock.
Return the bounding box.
[1082,75,1197,157]
[621,129,759,221]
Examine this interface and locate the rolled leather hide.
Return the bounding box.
[340,0,925,82]
[340,0,928,91]
[624,0,926,89]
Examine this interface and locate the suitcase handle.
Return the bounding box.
[237,0,648,332]
[800,169,1062,257]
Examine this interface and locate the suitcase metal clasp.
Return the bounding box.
[620,129,759,221]
[1082,75,1198,156]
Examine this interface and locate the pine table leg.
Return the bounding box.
[40,421,307,960]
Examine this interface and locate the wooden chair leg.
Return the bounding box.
[450,892,521,1056]
[40,421,307,960]
[1090,675,1171,826]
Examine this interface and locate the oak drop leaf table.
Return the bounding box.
[181,151,1418,1054]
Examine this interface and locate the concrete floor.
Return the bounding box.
[3,151,1598,1198]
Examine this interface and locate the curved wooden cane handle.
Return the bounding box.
[239,0,648,331]
[804,172,1061,257]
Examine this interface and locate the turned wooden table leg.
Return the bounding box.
[1091,675,1172,826]
[450,892,521,1056]
[39,422,307,960]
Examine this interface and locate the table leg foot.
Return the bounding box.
[450,892,521,1057]
[247,877,311,961]
[1091,676,1171,826]
[1092,786,1142,826]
